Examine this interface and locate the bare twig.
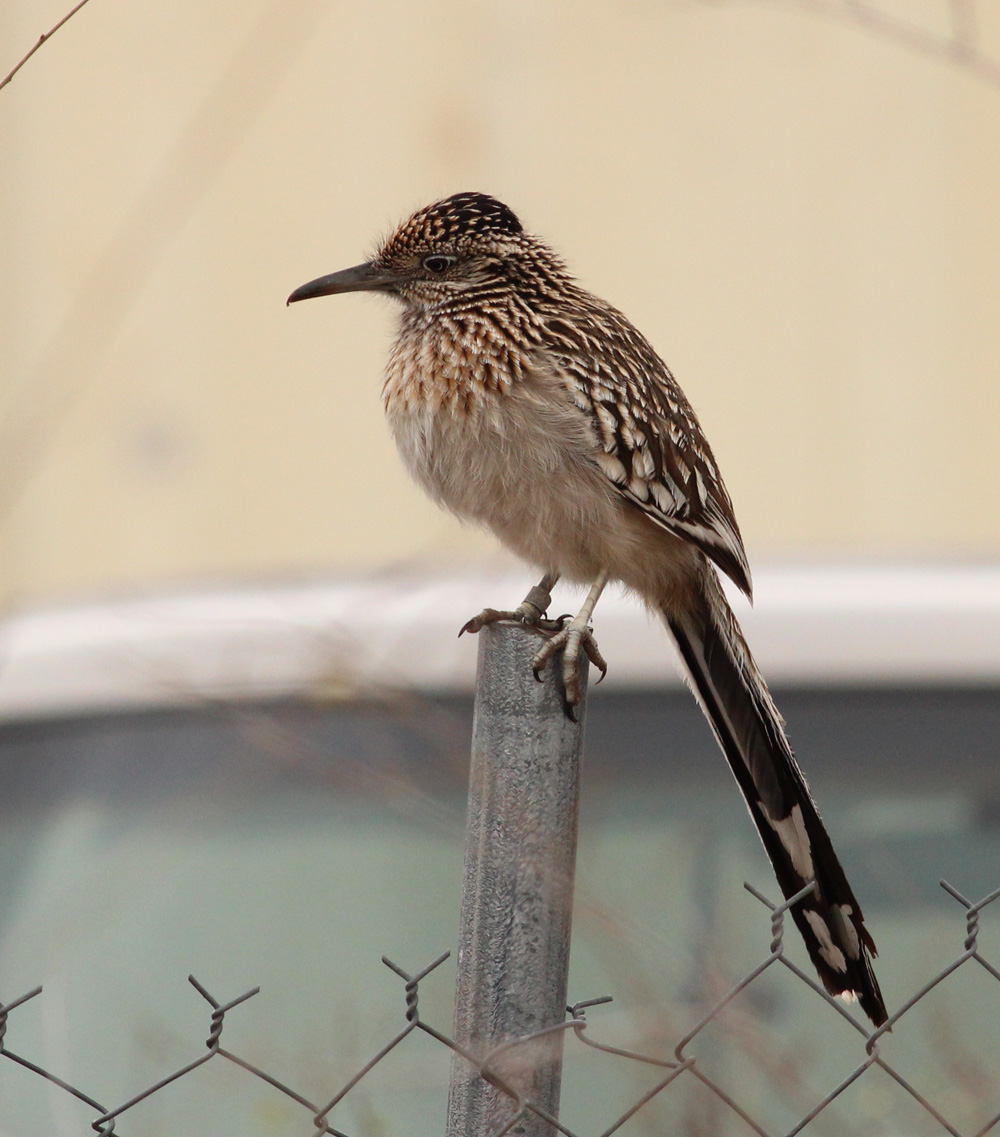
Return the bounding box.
[0,0,327,574]
[0,0,95,93]
[707,0,1000,90]
[839,0,1000,81]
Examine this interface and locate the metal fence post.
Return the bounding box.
[446,620,588,1137]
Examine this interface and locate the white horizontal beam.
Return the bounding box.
[0,563,997,721]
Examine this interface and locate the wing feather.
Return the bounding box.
[539,300,753,598]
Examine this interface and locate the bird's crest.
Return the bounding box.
[378,192,523,259]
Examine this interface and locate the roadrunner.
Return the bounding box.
[288,191,887,1026]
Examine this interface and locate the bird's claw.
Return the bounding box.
[531,621,608,711]
[459,608,567,637]
[459,608,513,636]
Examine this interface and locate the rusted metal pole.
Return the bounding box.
[446,620,589,1137]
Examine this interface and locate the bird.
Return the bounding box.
[287,191,887,1027]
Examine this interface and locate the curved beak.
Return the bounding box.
[286,260,400,305]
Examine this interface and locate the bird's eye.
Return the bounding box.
[422,254,456,274]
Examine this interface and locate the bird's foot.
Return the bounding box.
[459,574,564,636]
[459,607,567,635]
[531,618,608,713]
[459,571,608,717]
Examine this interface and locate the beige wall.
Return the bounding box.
[2,0,999,607]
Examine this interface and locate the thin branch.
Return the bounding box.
[840,0,998,78]
[948,0,979,56]
[708,0,1000,90]
[0,0,94,93]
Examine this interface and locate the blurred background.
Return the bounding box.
[1,1,999,1133]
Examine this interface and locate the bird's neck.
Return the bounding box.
[383,300,540,415]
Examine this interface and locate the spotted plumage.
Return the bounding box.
[289,191,887,1027]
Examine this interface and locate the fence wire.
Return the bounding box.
[1,878,998,1137]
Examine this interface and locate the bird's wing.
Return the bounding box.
[538,306,753,598]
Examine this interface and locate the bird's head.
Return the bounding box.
[288,192,564,310]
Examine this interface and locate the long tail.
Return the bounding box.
[664,570,887,1026]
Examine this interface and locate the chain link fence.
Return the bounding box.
[2,877,997,1137]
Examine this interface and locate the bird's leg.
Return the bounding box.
[531,571,609,708]
[459,571,563,636]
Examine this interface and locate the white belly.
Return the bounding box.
[383,362,700,607]
[387,372,607,575]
